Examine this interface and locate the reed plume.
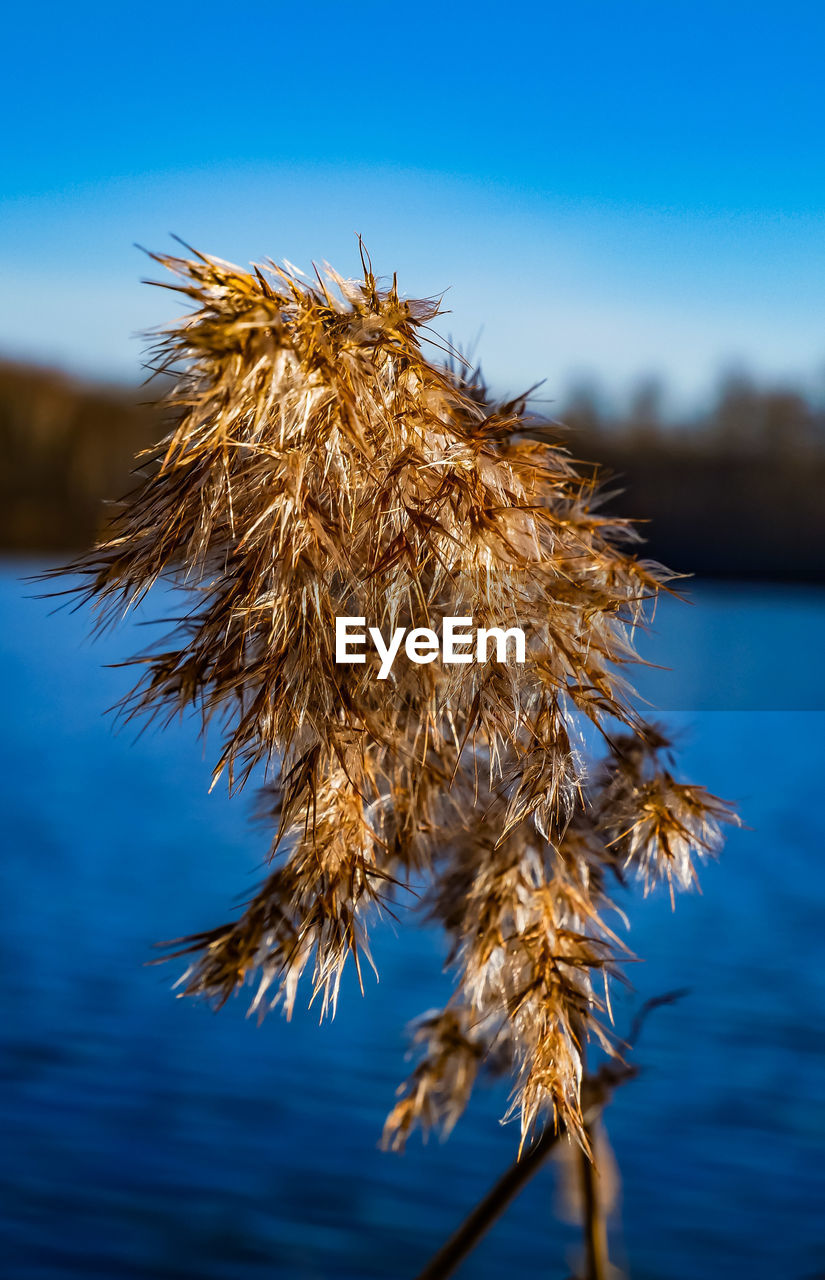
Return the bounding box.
[65,241,736,1159]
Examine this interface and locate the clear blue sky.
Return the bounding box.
[2,0,824,407]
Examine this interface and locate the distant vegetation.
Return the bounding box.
[1,358,823,580]
[561,373,825,582]
[0,361,160,554]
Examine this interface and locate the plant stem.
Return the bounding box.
[412,1063,635,1280]
[580,1121,610,1280]
[411,988,688,1280]
[412,1123,562,1280]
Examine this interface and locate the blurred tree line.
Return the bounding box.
[558,370,825,582]
[0,361,159,555]
[1,358,823,580]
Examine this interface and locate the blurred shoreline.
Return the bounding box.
[1,358,822,581]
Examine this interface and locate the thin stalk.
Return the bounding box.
[412,1123,562,1280]
[580,1120,610,1280]
[411,992,682,1280]
[412,1063,636,1280]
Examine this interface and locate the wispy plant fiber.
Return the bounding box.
[64,243,736,1152]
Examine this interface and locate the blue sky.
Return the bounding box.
[2,0,824,407]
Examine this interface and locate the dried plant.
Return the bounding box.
[63,242,736,1179]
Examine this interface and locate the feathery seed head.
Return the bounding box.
[65,244,737,1152]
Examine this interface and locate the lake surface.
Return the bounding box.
[1,567,824,1279]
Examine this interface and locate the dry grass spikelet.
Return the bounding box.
[62,241,738,1153]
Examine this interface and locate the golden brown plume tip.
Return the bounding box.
[64,243,737,1152]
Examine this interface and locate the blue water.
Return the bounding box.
[1,567,824,1279]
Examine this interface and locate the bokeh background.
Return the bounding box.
[2,2,824,1277]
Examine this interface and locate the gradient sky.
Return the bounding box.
[2,0,824,407]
